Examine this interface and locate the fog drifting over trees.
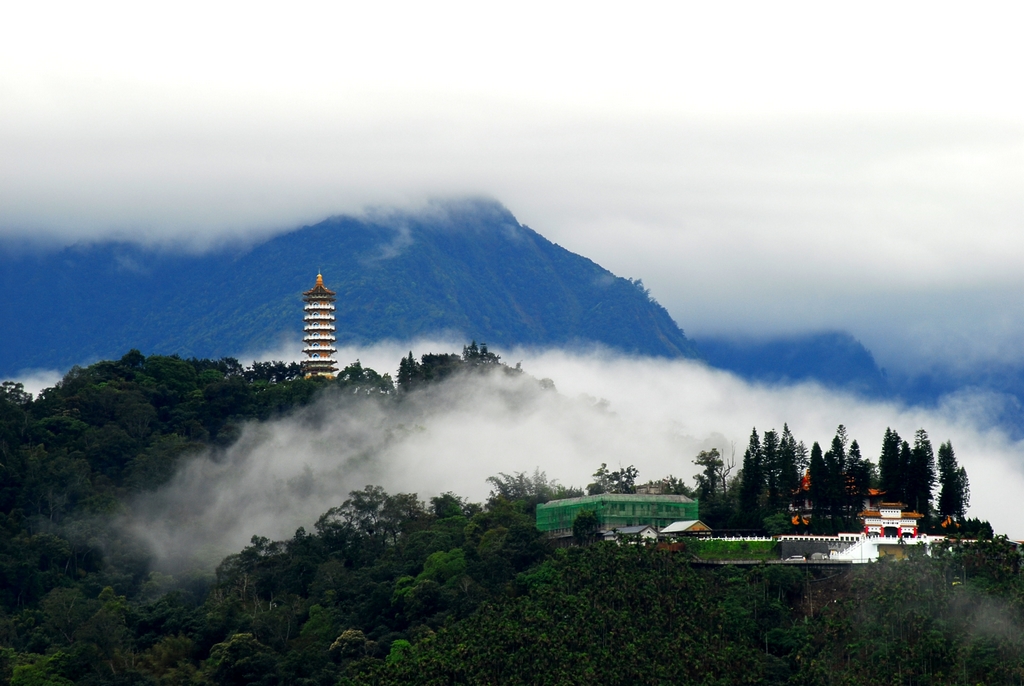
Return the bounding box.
[123,343,1024,570]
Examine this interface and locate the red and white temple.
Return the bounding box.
[859,502,923,538]
[302,273,338,377]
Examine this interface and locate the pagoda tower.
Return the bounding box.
[302,273,338,377]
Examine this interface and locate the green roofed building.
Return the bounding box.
[536,494,699,537]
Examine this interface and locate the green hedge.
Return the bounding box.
[687,539,779,560]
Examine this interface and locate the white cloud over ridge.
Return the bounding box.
[8,369,64,398]
[127,346,1024,571]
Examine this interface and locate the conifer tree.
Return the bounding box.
[397,352,420,390]
[793,439,809,477]
[845,439,873,518]
[824,429,847,524]
[808,441,828,529]
[907,429,936,519]
[738,428,764,521]
[954,466,970,518]
[836,424,849,451]
[762,429,781,510]
[899,440,913,503]
[937,440,970,521]
[777,424,801,509]
[878,427,903,502]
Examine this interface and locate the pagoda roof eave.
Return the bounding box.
[303,285,336,298]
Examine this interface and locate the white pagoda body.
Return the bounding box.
[302,273,338,377]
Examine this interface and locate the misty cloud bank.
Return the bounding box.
[126,347,1024,571]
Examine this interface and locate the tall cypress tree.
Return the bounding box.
[878,427,903,502]
[907,429,936,519]
[846,439,873,518]
[808,441,828,531]
[937,440,969,521]
[738,428,764,523]
[762,429,781,510]
[955,466,970,520]
[794,439,809,478]
[824,430,847,525]
[777,424,800,510]
[898,441,913,505]
[835,424,849,452]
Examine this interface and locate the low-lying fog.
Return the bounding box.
[126,342,1024,570]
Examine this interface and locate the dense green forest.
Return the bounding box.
[0,347,1017,684]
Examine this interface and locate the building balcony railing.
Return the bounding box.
[304,314,336,321]
[304,304,336,310]
[303,335,336,341]
[304,324,335,331]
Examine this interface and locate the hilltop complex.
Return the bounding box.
[538,491,975,564]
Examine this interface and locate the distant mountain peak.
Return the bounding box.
[0,201,699,375]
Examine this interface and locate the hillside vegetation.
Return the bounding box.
[0,349,1020,685]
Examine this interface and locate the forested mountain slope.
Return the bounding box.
[0,200,697,376]
[695,331,889,395]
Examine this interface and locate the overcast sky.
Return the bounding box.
[2,1,1023,373]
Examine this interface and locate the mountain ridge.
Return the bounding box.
[7,200,1024,435]
[0,200,699,375]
